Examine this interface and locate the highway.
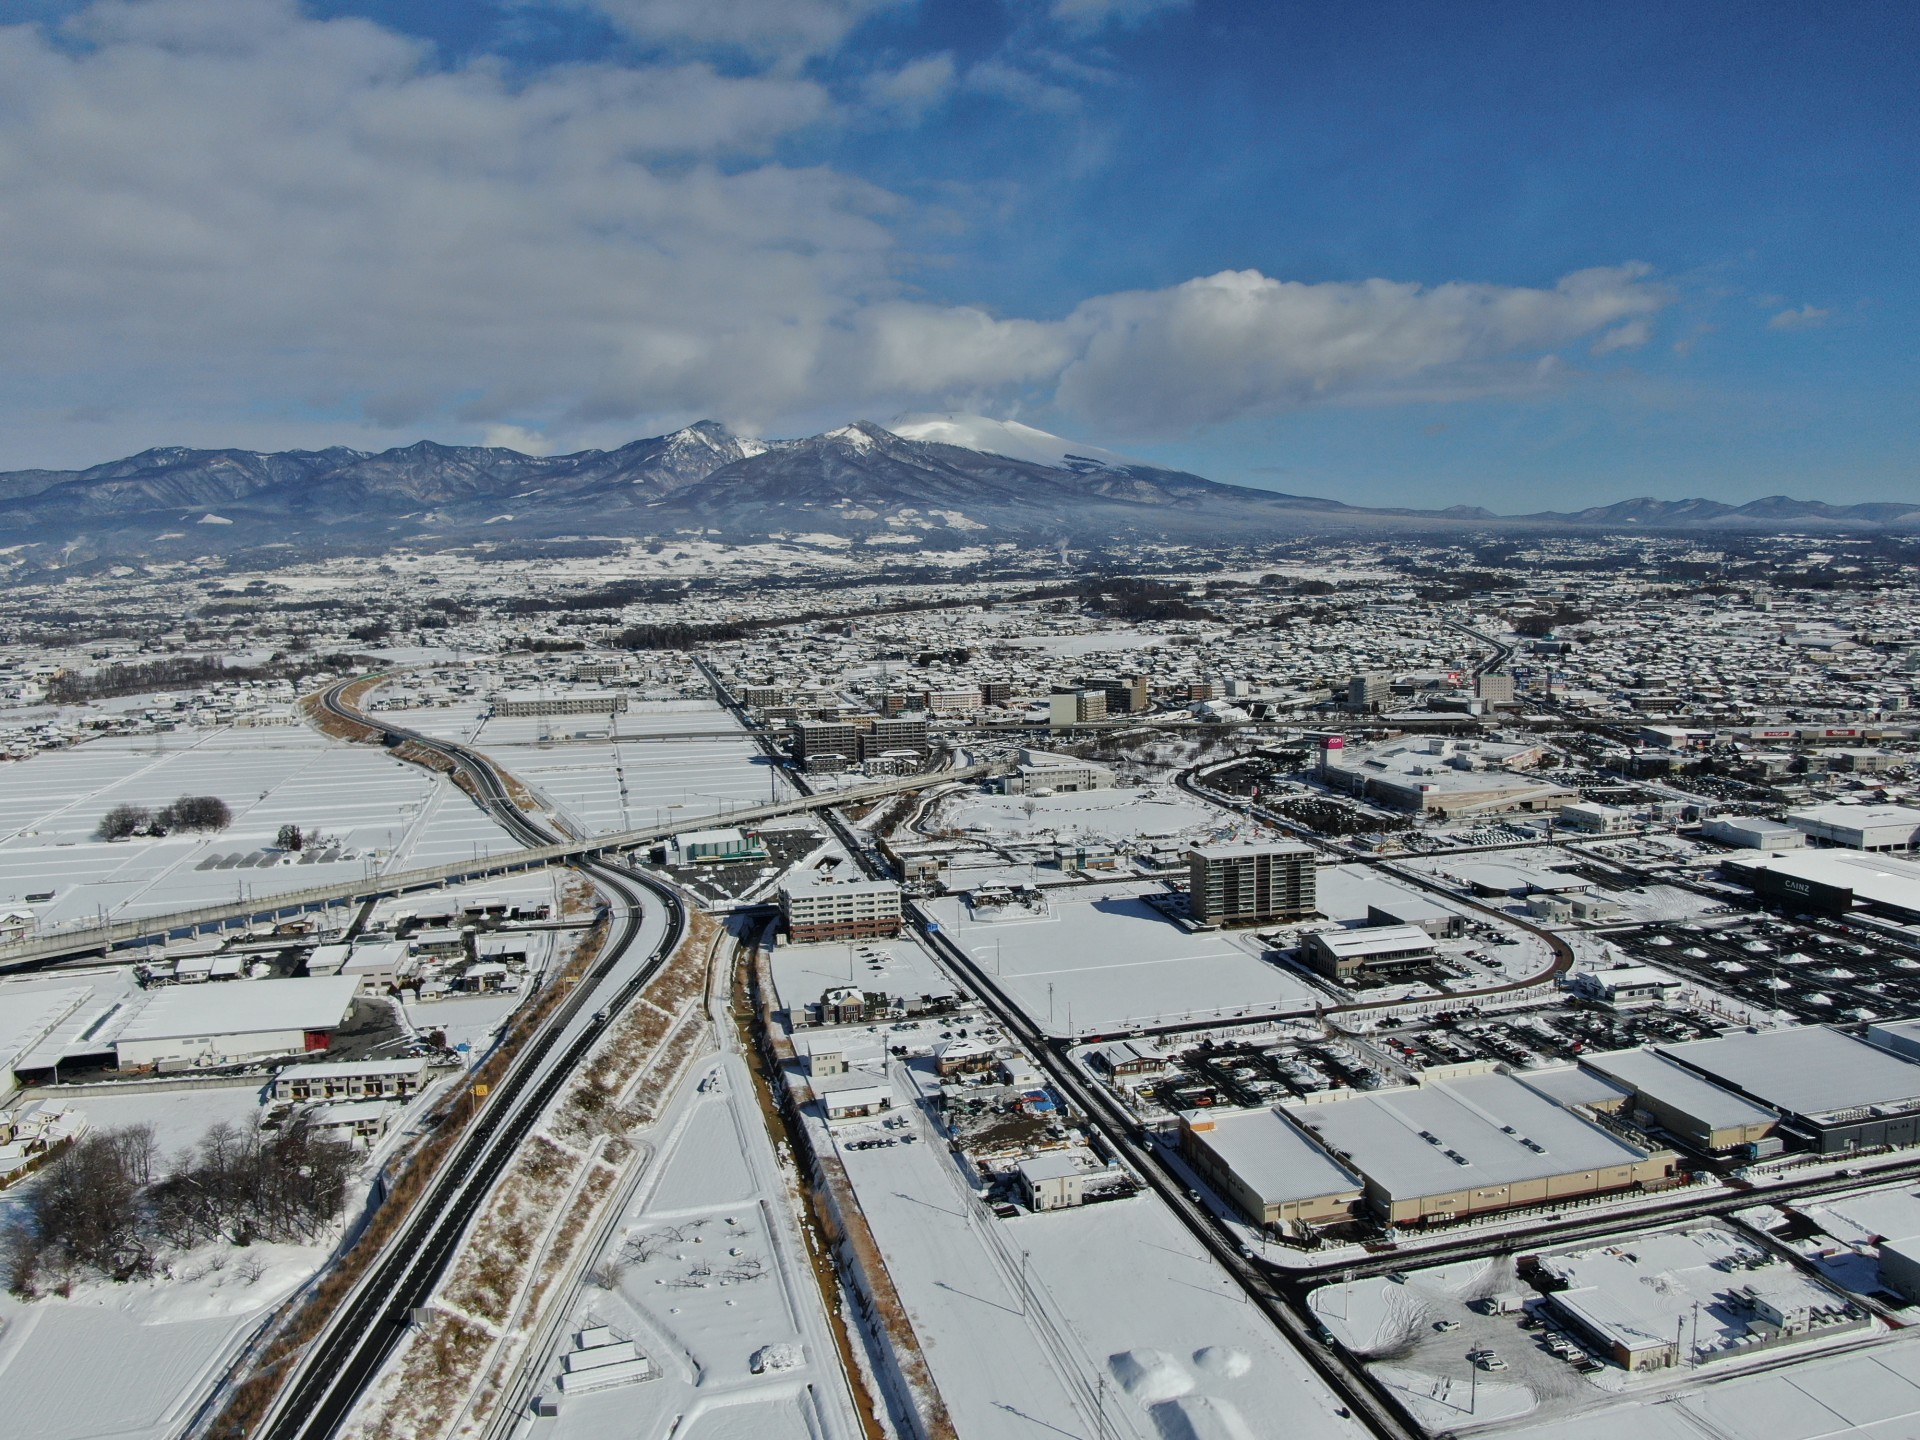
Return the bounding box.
[1442,612,1518,680]
[251,681,689,1440]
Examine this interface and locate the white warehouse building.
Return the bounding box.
[1787,803,1920,853]
[114,976,361,1070]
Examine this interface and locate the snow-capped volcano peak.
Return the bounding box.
[889,412,1131,470]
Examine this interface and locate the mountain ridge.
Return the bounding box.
[0,419,1912,557]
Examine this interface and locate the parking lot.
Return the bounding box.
[1620,915,1920,1025]
[1372,1000,1726,1069]
[1155,1035,1392,1110]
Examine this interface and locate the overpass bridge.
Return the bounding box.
[0,756,997,973]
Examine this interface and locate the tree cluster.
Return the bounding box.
[9,1117,354,1295]
[95,794,232,841]
[1513,603,1588,638]
[47,653,356,704]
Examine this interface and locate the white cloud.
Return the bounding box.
[0,0,1677,465]
[1049,0,1189,32]
[1590,317,1653,355]
[583,0,906,62]
[861,53,954,121]
[964,58,1082,113]
[1047,265,1671,434]
[481,424,556,455]
[1768,303,1831,331]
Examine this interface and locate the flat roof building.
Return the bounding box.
[115,976,360,1070]
[493,688,627,717]
[1703,816,1807,852]
[271,1056,431,1103]
[1652,1026,1920,1153]
[1303,924,1435,982]
[1720,850,1920,921]
[1188,842,1316,927]
[1787,803,1920,853]
[1179,1106,1364,1233]
[1285,1071,1674,1225]
[1580,1046,1779,1153]
[1569,964,1684,1009]
[779,878,904,944]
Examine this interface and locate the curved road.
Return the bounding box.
[253,679,690,1440]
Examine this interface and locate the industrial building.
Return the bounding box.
[1649,1026,1920,1153]
[1702,816,1806,851]
[492,688,628,718]
[1719,849,1920,922]
[113,976,361,1069]
[1188,842,1317,926]
[779,878,904,943]
[1282,1070,1675,1225]
[1178,1106,1365,1232]
[1579,1046,1779,1153]
[1303,924,1435,981]
[1787,803,1920,853]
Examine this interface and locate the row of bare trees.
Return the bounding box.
[9,1117,355,1296]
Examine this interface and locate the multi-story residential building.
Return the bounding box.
[779,878,904,942]
[1188,842,1317,925]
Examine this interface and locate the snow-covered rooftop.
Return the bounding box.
[1289,1071,1651,1200]
[118,976,360,1043]
[1656,1026,1920,1122]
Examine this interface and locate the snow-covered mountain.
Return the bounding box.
[0,417,1913,562]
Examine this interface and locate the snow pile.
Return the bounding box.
[751,1342,802,1374]
[1110,1348,1195,1404]
[1192,1346,1252,1379]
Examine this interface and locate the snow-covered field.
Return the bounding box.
[0,1240,324,1440]
[815,1057,1358,1440]
[933,784,1245,847]
[0,727,520,932]
[518,1050,862,1440]
[924,882,1324,1036]
[382,698,782,836]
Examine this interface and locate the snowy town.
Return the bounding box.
[0,527,1916,1440]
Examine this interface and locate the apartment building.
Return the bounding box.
[779,878,905,942]
[1188,842,1317,925]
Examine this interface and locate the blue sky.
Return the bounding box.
[0,0,1912,510]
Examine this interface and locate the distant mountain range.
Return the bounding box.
[1,416,1913,559]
